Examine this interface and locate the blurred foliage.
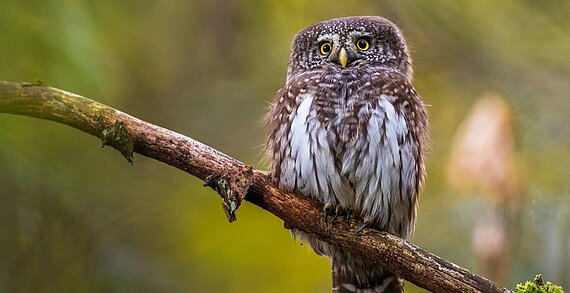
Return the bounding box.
[0,0,569,292]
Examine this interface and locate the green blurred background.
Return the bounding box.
[0,1,568,292]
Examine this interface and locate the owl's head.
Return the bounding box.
[287,16,412,80]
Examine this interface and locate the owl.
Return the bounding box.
[266,16,428,292]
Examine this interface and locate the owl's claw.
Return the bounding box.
[355,220,371,235]
[322,202,333,225]
[331,206,343,224]
[345,208,354,227]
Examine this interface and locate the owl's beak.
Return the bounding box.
[339,47,348,68]
[330,47,356,68]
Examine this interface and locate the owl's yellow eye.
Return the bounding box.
[319,42,332,55]
[356,38,370,51]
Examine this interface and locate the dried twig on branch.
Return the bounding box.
[0,81,512,293]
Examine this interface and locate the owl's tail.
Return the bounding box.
[331,259,404,293]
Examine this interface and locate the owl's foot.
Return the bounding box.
[323,203,350,226]
[331,206,353,227]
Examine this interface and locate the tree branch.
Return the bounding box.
[0,81,511,293]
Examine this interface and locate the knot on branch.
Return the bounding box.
[204,165,254,222]
[100,120,134,164]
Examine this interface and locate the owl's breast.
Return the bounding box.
[314,91,418,236]
[313,77,373,146]
[270,70,421,237]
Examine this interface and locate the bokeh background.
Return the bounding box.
[1,1,568,292]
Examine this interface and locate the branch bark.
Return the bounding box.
[0,81,512,293]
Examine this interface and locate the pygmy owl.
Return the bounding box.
[266,16,428,292]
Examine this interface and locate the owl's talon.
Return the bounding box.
[346,208,354,227]
[355,220,371,235]
[331,206,344,224]
[323,202,333,225]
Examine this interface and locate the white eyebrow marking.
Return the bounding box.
[317,33,339,43]
[349,31,373,38]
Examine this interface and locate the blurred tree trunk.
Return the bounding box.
[447,95,526,283]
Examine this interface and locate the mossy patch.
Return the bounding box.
[100,120,134,164]
[516,274,564,293]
